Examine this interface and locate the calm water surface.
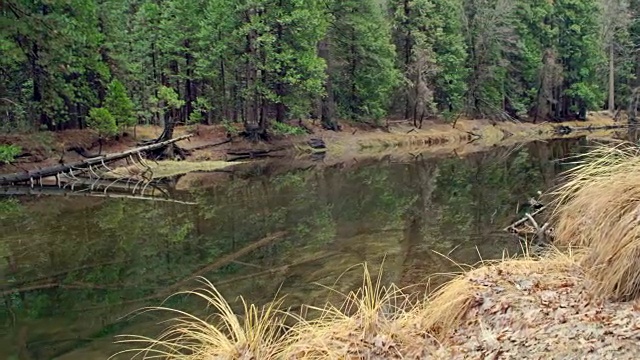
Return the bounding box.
[0,135,628,359]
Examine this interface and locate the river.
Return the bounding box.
[0,133,632,359]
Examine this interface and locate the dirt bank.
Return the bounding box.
[0,112,626,177]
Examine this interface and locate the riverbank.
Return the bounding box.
[110,142,640,359]
[0,112,626,177]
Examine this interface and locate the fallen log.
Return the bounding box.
[0,185,197,205]
[189,138,232,151]
[554,123,629,135]
[0,134,192,186]
[226,147,287,161]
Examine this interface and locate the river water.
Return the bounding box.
[0,134,631,359]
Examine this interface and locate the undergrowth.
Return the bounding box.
[0,144,21,164]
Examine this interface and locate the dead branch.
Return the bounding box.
[214,252,336,288]
[505,206,546,231]
[525,213,539,230]
[0,134,192,185]
[163,231,287,295]
[0,282,121,296]
[0,259,134,291]
[189,138,232,151]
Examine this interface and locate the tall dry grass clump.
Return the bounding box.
[111,277,291,359]
[277,263,421,358]
[552,142,640,300]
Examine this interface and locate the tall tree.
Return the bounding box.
[598,0,635,113]
[462,0,518,119]
[328,0,401,123]
[1,0,108,130]
[553,0,605,120]
[390,0,467,126]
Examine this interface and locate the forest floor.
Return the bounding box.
[0,111,624,178]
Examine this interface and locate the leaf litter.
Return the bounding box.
[416,261,640,359]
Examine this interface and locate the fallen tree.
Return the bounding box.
[0,134,192,186]
[0,185,197,205]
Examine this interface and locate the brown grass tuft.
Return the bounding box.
[552,142,640,300]
[111,277,290,359]
[282,262,415,358]
[114,250,585,359]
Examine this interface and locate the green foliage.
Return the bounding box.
[0,0,636,136]
[554,0,606,111]
[0,144,21,164]
[330,0,402,122]
[271,122,306,136]
[222,120,239,136]
[390,0,468,115]
[105,79,136,131]
[157,86,185,110]
[87,107,118,137]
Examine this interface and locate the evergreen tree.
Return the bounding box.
[105,79,136,132]
[553,0,605,119]
[390,0,467,125]
[328,0,401,123]
[463,0,518,119]
[0,0,629,136]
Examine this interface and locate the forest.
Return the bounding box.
[1,0,639,139]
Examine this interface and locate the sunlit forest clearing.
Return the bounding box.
[112,143,640,359]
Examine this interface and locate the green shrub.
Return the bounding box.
[87,107,118,137]
[105,79,136,131]
[0,144,21,164]
[271,122,306,136]
[222,120,239,136]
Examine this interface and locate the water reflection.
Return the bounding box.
[0,136,603,359]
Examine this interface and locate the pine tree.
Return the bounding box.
[390,0,467,125]
[105,79,136,132]
[553,0,605,119]
[463,0,518,119]
[328,0,401,123]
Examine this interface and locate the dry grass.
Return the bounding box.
[113,139,640,357]
[111,278,291,359]
[282,263,417,359]
[114,250,589,359]
[106,160,243,180]
[552,142,640,301]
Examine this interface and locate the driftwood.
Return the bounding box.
[504,206,546,231]
[554,123,629,135]
[214,252,336,288]
[161,231,287,296]
[0,134,192,186]
[0,259,134,292]
[226,147,287,161]
[505,205,553,245]
[189,138,232,151]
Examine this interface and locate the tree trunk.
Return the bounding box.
[184,39,194,123]
[275,3,286,123]
[403,0,412,120]
[608,44,615,113]
[151,41,159,126]
[319,38,338,130]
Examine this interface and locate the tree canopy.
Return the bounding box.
[1,0,638,135]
